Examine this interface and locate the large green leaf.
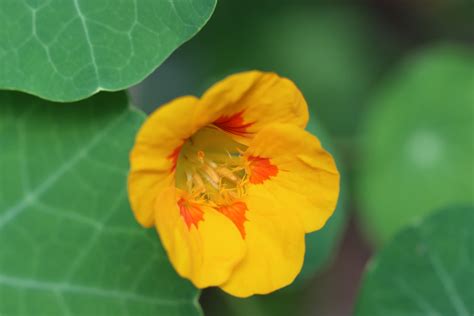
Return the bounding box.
[0,0,216,102]
[355,205,474,316]
[0,92,201,315]
[357,45,474,244]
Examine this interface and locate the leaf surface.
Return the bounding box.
[357,45,474,244]
[355,206,474,316]
[0,91,201,315]
[0,0,216,101]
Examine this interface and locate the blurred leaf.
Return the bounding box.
[211,287,305,316]
[357,45,474,244]
[401,0,474,39]
[0,0,216,102]
[252,6,399,136]
[355,205,474,316]
[0,92,201,315]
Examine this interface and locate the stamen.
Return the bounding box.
[201,171,220,190]
[192,173,206,195]
[181,146,249,204]
[222,189,239,200]
[202,164,220,185]
[174,131,253,239]
[197,150,205,163]
[207,160,218,168]
[186,172,193,192]
[216,167,237,182]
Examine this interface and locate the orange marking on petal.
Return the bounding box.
[248,156,278,184]
[178,198,204,230]
[218,201,248,238]
[214,111,254,137]
[167,146,181,172]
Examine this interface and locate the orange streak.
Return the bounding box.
[214,111,254,137]
[178,198,204,230]
[167,145,181,172]
[248,156,278,184]
[218,201,248,238]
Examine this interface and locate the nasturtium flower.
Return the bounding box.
[128,71,339,297]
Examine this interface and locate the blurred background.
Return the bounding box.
[129,1,474,315]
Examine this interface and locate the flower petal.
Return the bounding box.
[220,190,306,297]
[245,124,340,233]
[128,96,198,227]
[197,71,309,144]
[155,188,246,288]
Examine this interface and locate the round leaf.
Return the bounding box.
[355,205,474,316]
[252,6,399,136]
[0,0,216,102]
[0,92,201,315]
[357,45,474,244]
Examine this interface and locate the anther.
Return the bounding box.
[186,172,193,192]
[216,167,237,182]
[202,164,220,184]
[197,150,205,163]
[207,160,218,168]
[202,171,219,190]
[192,173,206,194]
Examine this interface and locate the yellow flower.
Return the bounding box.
[128,71,340,297]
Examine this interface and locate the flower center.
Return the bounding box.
[184,150,247,204]
[172,126,279,238]
[175,127,248,206]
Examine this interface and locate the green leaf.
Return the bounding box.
[208,287,305,316]
[357,45,474,244]
[251,6,399,136]
[355,205,474,316]
[0,0,216,102]
[0,92,201,315]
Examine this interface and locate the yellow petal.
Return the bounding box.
[245,124,340,233]
[196,71,309,144]
[220,190,306,297]
[155,188,246,288]
[128,96,198,227]
[129,72,311,226]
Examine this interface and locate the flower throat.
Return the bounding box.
[175,127,249,206]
